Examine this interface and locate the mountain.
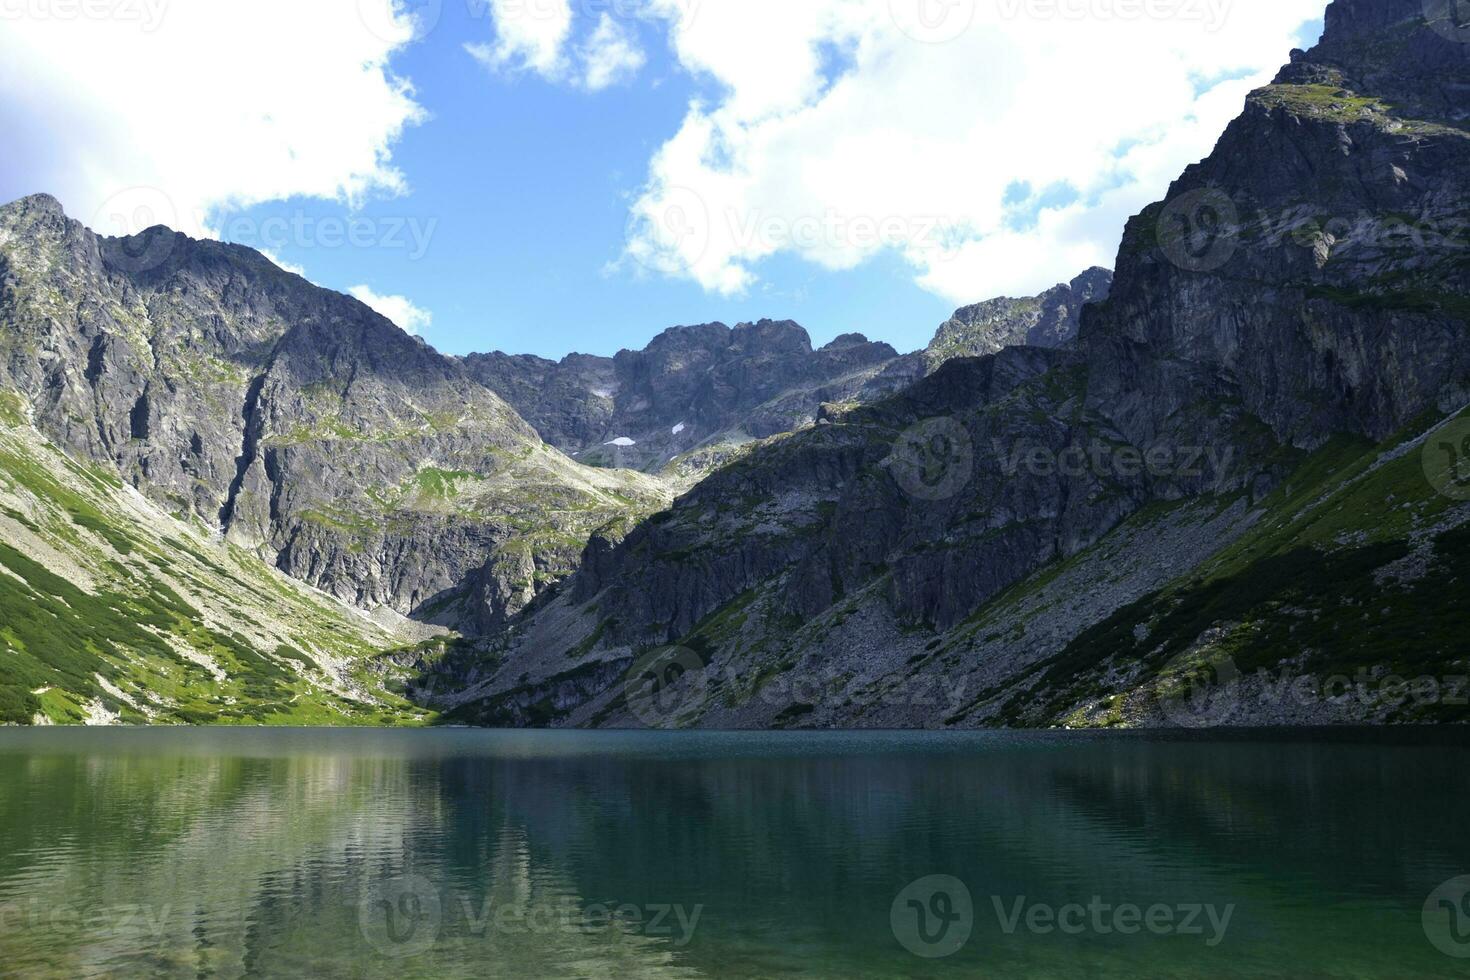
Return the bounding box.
[0,195,669,646]
[924,267,1113,370]
[464,321,918,477]
[430,0,1470,729]
[0,197,1110,727]
[464,276,1114,480]
[0,397,431,726]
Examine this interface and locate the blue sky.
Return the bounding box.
[208,5,958,359]
[1,1,1328,361]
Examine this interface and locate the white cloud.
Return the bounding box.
[468,2,647,90]
[626,0,1329,304]
[259,248,308,279]
[579,14,647,91]
[466,0,574,79]
[0,1,426,242]
[349,284,432,335]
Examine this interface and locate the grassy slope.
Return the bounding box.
[0,391,434,727]
[1000,407,1470,726]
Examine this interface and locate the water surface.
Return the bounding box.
[1,728,1467,977]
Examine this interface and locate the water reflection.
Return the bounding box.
[0,729,1466,978]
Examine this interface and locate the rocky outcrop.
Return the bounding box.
[924,267,1112,369]
[439,0,1470,727]
[466,275,1118,479]
[1083,0,1470,451]
[464,320,916,474]
[0,196,667,632]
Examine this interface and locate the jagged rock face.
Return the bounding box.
[924,267,1113,369]
[465,320,916,474]
[442,0,1470,725]
[1084,0,1470,449]
[0,196,667,631]
[466,278,1119,479]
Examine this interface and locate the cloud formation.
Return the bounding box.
[0,0,426,239]
[349,284,433,335]
[466,0,646,91]
[624,0,1326,303]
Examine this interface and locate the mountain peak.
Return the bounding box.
[6,193,65,216]
[926,268,1114,367]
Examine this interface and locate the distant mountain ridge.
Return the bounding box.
[466,272,1113,477]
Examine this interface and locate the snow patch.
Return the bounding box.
[672,422,687,436]
[605,437,636,447]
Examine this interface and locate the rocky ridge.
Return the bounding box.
[466,274,1114,480]
[0,196,669,637]
[431,0,1470,729]
[924,267,1112,369]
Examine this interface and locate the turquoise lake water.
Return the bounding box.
[1,728,1468,977]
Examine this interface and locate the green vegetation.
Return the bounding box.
[992,415,1470,727]
[1255,84,1387,122]
[0,425,431,727]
